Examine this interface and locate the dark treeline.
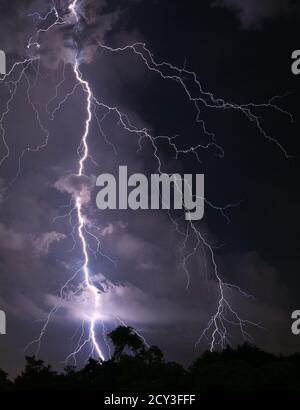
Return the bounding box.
[1,325,300,391]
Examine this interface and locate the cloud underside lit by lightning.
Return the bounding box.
[0,0,292,363]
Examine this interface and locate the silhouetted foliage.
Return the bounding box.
[1,326,300,391]
[14,356,59,390]
[108,326,145,359]
[0,368,12,390]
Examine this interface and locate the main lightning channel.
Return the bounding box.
[71,6,105,361]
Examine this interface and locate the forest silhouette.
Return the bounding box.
[1,325,300,391]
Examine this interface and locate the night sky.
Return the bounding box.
[0,0,300,377]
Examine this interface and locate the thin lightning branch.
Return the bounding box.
[90,41,292,350]
[96,41,292,158]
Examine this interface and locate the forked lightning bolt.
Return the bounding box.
[73,56,105,361]
[0,0,293,360]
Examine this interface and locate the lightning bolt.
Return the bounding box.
[0,0,294,362]
[72,55,105,361]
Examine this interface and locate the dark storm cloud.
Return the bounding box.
[0,0,140,69]
[0,0,32,15]
[0,0,35,55]
[212,0,300,29]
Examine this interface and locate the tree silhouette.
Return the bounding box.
[108,326,145,359]
[14,356,58,390]
[143,345,164,364]
[1,329,300,391]
[0,368,12,390]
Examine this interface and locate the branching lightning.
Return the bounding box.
[73,53,105,361]
[0,0,293,362]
